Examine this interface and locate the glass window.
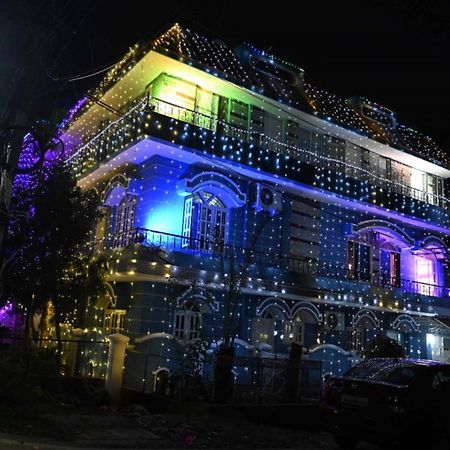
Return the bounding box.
[346,360,417,385]
[112,194,136,248]
[283,316,304,345]
[347,241,372,281]
[380,250,401,288]
[263,111,284,152]
[347,327,364,352]
[286,120,300,148]
[182,191,227,252]
[415,256,437,296]
[174,302,201,341]
[104,309,126,333]
[372,366,416,385]
[251,316,274,348]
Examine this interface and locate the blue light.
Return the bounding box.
[142,197,185,236]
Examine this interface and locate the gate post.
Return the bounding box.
[105,333,129,403]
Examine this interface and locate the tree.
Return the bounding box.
[3,164,100,370]
[213,211,270,402]
[364,333,406,359]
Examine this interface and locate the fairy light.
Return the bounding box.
[9,23,449,382]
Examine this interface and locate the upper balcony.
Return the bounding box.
[67,95,450,226]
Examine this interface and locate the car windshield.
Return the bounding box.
[345,359,419,385]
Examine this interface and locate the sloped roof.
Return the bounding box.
[303,82,372,135]
[152,24,312,112]
[151,24,448,168]
[63,23,448,169]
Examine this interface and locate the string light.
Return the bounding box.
[12,22,450,382]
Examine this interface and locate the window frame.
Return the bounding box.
[104,309,126,334]
[174,303,202,341]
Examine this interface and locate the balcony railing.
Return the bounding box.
[92,227,447,298]
[93,227,317,275]
[325,265,447,298]
[66,95,448,208]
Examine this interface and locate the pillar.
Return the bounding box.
[105,333,129,403]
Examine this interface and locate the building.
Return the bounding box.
[60,24,450,389]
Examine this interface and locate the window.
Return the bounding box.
[263,112,283,152]
[104,309,126,333]
[219,98,249,141]
[286,120,300,148]
[283,316,304,345]
[174,302,201,341]
[371,366,417,385]
[149,73,218,131]
[251,316,274,349]
[347,241,372,281]
[112,194,136,248]
[380,250,401,287]
[415,256,437,296]
[182,191,227,252]
[94,206,110,250]
[347,327,364,352]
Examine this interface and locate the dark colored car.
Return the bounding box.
[322,358,450,449]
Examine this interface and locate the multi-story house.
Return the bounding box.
[60,24,450,388]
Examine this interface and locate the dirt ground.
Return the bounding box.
[0,400,378,449]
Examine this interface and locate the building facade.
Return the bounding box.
[60,24,450,389]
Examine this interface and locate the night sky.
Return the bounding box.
[2,0,449,149]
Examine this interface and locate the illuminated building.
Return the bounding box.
[59,24,450,386]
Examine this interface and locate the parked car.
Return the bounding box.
[322,358,450,449]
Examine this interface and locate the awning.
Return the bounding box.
[428,317,450,337]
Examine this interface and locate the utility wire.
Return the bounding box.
[48,60,121,83]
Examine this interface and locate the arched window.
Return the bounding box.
[101,182,137,249]
[112,194,137,248]
[252,306,286,349]
[283,315,304,345]
[174,301,202,341]
[183,191,227,252]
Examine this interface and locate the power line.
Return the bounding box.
[48,59,121,83]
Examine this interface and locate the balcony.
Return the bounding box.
[92,227,317,277]
[91,228,448,301]
[319,264,448,299]
[67,95,448,211]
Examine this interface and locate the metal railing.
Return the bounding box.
[67,94,448,208]
[91,227,447,298]
[93,227,318,275]
[327,265,447,298]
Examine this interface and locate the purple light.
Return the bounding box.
[57,97,88,134]
[0,302,15,329]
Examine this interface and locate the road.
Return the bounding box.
[0,432,380,449]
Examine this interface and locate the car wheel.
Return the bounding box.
[334,433,359,450]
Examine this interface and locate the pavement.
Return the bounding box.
[0,431,380,450]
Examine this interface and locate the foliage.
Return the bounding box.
[3,164,101,368]
[213,211,270,403]
[217,211,269,349]
[363,333,407,358]
[184,338,208,377]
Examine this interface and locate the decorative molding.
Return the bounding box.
[176,287,219,313]
[353,309,380,328]
[392,314,419,332]
[177,171,246,207]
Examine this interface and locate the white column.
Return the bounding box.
[105,333,129,403]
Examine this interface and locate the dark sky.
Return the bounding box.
[2,0,450,148]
